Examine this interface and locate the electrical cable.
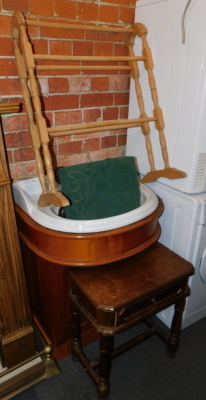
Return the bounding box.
[181,0,193,44]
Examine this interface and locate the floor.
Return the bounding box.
[11,316,206,400]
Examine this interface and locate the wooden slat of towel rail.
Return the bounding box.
[36,65,132,71]
[48,117,156,133]
[48,117,157,136]
[49,123,142,137]
[26,20,134,33]
[34,55,145,62]
[0,103,19,114]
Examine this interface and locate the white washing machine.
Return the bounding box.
[145,180,206,328]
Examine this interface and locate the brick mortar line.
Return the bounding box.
[0,12,134,23]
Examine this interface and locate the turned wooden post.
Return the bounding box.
[11,11,69,207]
[167,297,186,357]
[98,335,114,400]
[126,25,156,173]
[140,30,170,169]
[12,37,48,197]
[71,303,82,362]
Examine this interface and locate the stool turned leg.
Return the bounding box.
[71,302,82,362]
[97,335,114,400]
[167,297,186,358]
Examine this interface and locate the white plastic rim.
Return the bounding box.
[12,177,158,233]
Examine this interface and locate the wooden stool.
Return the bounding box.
[69,242,194,400]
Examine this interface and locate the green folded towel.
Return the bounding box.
[57,157,140,220]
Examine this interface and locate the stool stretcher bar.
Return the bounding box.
[11,11,186,207]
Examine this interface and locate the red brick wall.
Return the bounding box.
[0,0,137,180]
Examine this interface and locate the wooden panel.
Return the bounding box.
[21,244,71,347]
[20,241,99,360]
[0,186,32,334]
[0,116,36,369]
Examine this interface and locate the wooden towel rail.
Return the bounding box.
[11,11,186,208]
[0,102,20,114]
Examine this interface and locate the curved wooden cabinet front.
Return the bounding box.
[15,198,163,267]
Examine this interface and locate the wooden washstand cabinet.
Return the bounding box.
[15,197,163,360]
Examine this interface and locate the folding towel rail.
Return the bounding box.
[11,11,186,208]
